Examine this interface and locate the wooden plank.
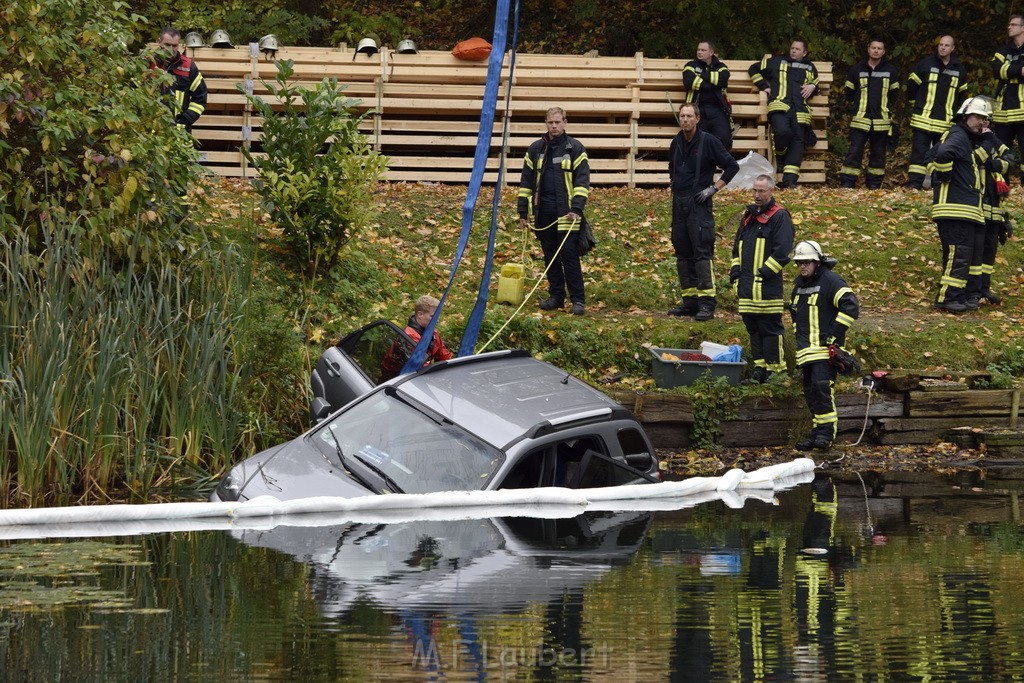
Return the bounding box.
[876,416,1009,444]
[906,390,1015,418]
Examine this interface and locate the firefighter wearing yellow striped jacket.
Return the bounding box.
[682,41,732,150]
[839,40,900,189]
[992,15,1024,183]
[153,27,207,133]
[968,128,1011,308]
[905,36,968,189]
[518,107,591,315]
[929,97,994,313]
[730,175,794,384]
[789,241,859,451]
[748,40,820,189]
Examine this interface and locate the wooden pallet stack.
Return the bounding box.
[185,44,832,186]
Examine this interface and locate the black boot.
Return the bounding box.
[694,300,715,321]
[539,297,564,311]
[795,434,832,451]
[668,298,698,317]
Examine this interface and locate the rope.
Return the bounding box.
[476,218,574,353]
[851,383,874,446]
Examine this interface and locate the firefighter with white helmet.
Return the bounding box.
[929,95,1007,312]
[790,240,859,451]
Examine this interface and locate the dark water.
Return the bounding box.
[2,469,1024,681]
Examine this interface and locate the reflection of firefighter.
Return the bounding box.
[794,476,840,655]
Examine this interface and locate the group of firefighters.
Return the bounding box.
[154,24,1015,452]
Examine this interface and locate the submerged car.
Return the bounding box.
[211,320,660,502]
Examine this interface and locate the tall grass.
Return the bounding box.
[0,221,255,506]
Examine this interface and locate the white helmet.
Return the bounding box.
[956,96,993,119]
[356,36,379,55]
[184,32,205,49]
[396,39,418,54]
[258,34,279,53]
[793,240,824,262]
[210,29,233,48]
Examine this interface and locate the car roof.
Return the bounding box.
[392,351,622,450]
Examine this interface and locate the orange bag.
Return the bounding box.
[451,37,492,61]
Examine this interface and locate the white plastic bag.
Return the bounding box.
[728,152,774,189]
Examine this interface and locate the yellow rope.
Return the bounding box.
[477,216,577,353]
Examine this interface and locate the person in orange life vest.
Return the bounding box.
[405,295,453,363]
[152,27,207,134]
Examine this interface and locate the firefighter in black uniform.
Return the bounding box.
[992,15,1024,184]
[518,107,591,316]
[682,40,732,150]
[905,35,968,190]
[930,97,998,312]
[666,103,739,322]
[839,40,900,189]
[730,174,794,383]
[749,39,820,189]
[968,123,1012,308]
[790,240,859,451]
[153,27,208,134]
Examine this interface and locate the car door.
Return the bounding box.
[309,319,414,423]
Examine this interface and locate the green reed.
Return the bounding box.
[0,221,255,506]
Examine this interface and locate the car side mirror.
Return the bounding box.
[310,397,333,424]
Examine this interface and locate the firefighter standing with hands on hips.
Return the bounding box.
[790,240,859,452]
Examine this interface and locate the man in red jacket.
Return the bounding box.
[153,27,207,134]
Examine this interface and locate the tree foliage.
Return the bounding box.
[241,60,388,280]
[0,0,198,257]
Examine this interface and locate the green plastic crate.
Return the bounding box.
[648,347,746,388]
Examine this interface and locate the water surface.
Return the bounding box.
[2,469,1024,681]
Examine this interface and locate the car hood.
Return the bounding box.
[212,437,375,502]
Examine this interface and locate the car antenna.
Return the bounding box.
[561,373,570,384]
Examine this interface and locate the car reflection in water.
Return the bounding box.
[231,510,653,617]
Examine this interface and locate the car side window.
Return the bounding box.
[499,436,609,489]
[617,427,655,471]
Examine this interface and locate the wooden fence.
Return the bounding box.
[188,44,832,186]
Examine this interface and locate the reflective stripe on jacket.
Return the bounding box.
[907,54,967,134]
[790,267,859,366]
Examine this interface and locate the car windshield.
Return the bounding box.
[312,389,505,494]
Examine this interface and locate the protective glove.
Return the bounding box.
[828,344,861,375]
[695,185,718,203]
[1003,151,1018,167]
[996,180,1010,195]
[1001,218,1016,244]
[729,266,740,284]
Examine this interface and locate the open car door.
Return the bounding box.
[309,320,415,423]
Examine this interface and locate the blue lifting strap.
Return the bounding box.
[402,0,520,373]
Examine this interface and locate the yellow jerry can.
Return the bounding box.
[496,263,525,305]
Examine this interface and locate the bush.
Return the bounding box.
[241,60,388,280]
[0,0,198,256]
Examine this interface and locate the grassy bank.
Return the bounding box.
[241,180,1024,387]
[4,178,1022,505]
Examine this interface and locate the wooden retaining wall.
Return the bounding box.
[611,386,1022,450]
[187,45,832,186]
